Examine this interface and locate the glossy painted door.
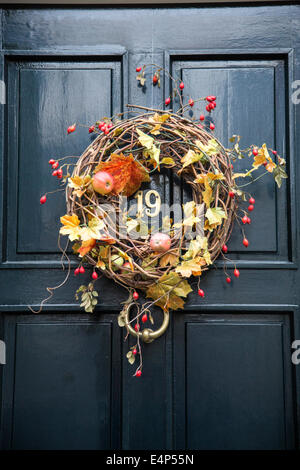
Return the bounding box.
[0,5,299,450]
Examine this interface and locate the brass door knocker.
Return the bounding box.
[124,304,169,343]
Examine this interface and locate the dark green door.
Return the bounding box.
[0,4,299,450]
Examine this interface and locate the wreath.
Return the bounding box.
[35,65,287,376]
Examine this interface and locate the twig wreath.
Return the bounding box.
[35,64,287,376]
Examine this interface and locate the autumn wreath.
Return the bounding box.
[36,65,287,376]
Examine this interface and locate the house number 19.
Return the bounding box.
[134,190,161,218]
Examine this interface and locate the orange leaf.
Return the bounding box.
[95,153,150,197]
[78,239,96,257]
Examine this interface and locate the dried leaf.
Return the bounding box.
[159,252,179,268]
[95,153,150,197]
[60,214,81,241]
[78,238,96,257]
[180,149,203,169]
[205,207,227,226]
[146,272,192,312]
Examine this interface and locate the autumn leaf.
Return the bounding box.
[265,157,276,173]
[60,214,81,241]
[149,113,170,124]
[180,149,203,169]
[78,239,96,257]
[201,176,213,208]
[273,165,288,188]
[233,169,255,179]
[95,153,150,197]
[150,124,161,135]
[159,252,179,268]
[205,207,227,226]
[253,143,271,168]
[80,217,105,241]
[137,128,155,149]
[182,236,208,260]
[146,272,192,311]
[68,175,91,197]
[195,139,220,156]
[161,157,175,166]
[137,129,161,168]
[175,258,204,277]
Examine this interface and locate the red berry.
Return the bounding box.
[242,215,248,224]
[92,271,98,280]
[210,123,215,131]
[52,170,58,176]
[179,82,184,90]
[89,126,95,133]
[52,161,59,169]
[200,114,205,121]
[206,95,213,102]
[165,97,171,106]
[40,195,47,204]
[263,162,267,167]
[56,169,63,179]
[74,267,80,276]
[107,123,113,129]
[142,314,147,323]
[234,268,240,278]
[211,95,216,101]
[222,244,228,254]
[198,288,205,298]
[229,191,235,198]
[188,98,194,107]
[272,150,277,155]
[252,148,258,156]
[79,266,85,274]
[98,121,105,128]
[248,204,254,212]
[136,370,142,377]
[133,348,137,355]
[133,291,139,301]
[67,124,76,134]
[211,101,216,109]
[226,277,231,284]
[249,197,255,205]
[209,102,214,110]
[247,217,251,224]
[206,104,211,112]
[243,238,249,247]
[136,67,142,72]
[104,128,109,135]
[153,75,158,84]
[134,323,140,332]
[48,159,55,165]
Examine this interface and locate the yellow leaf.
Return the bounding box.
[161,157,175,166]
[150,124,161,135]
[202,180,212,208]
[195,139,220,156]
[80,217,105,241]
[60,214,81,241]
[180,149,203,169]
[137,128,155,149]
[175,258,203,277]
[205,207,227,226]
[149,113,170,123]
[253,143,270,168]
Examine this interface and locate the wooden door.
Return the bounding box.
[0,4,299,450]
